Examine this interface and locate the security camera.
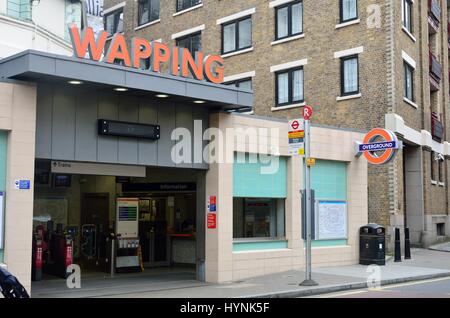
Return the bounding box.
[435,153,445,162]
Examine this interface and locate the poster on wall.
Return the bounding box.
[33,198,69,229]
[0,192,4,249]
[85,0,104,38]
[315,201,347,240]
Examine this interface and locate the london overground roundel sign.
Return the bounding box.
[358,128,399,165]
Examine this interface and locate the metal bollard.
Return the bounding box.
[404,227,411,260]
[394,228,402,262]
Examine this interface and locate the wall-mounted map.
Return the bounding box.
[315,201,347,240]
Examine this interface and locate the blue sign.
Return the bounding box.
[209,204,216,212]
[15,180,31,190]
[359,141,398,153]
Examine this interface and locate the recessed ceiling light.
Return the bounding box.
[193,100,206,104]
[68,80,83,85]
[114,87,128,92]
[156,94,169,98]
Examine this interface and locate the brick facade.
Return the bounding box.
[103,0,450,247]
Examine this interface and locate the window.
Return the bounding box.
[222,16,252,54]
[437,223,446,236]
[340,55,359,96]
[276,67,304,106]
[233,198,285,239]
[404,62,414,101]
[177,0,202,12]
[176,32,202,55]
[7,0,32,20]
[431,151,436,181]
[403,0,412,33]
[104,9,124,36]
[138,0,160,26]
[225,78,252,90]
[275,1,303,40]
[438,159,444,183]
[340,0,358,23]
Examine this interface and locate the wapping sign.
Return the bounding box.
[69,26,224,83]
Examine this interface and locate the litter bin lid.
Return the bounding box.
[360,223,385,234]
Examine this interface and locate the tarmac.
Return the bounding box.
[28,248,450,298]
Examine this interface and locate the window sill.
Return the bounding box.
[271,34,305,46]
[431,180,438,185]
[134,19,161,31]
[402,26,416,42]
[335,18,360,29]
[336,93,361,101]
[403,97,418,108]
[173,3,204,17]
[271,102,306,111]
[439,182,445,187]
[221,47,254,58]
[233,238,286,243]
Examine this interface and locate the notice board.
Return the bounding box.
[315,200,347,240]
[116,198,139,238]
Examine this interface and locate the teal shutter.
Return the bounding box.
[233,153,287,198]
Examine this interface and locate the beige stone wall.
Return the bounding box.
[204,112,367,282]
[0,82,37,293]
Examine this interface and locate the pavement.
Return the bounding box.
[429,241,450,252]
[30,248,450,298]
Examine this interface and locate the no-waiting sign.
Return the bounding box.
[288,118,305,156]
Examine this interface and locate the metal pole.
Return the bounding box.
[300,118,318,286]
[110,238,115,278]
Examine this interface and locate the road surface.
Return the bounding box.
[311,277,450,298]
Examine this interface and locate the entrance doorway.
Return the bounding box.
[80,193,110,272]
[139,197,169,267]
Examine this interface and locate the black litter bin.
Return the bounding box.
[359,224,385,265]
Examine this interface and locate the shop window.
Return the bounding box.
[275,0,303,40]
[176,0,202,12]
[7,0,32,21]
[221,16,252,54]
[176,32,202,55]
[340,55,359,96]
[104,8,124,36]
[404,62,414,101]
[233,198,285,239]
[276,67,304,106]
[402,0,413,33]
[138,0,160,26]
[340,0,358,23]
[0,132,7,263]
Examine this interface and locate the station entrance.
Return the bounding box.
[31,160,204,284]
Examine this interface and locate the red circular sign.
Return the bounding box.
[303,105,313,120]
[291,120,299,130]
[362,128,398,165]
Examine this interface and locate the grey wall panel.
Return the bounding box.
[75,88,98,162]
[157,102,176,167]
[51,86,76,160]
[118,95,139,164]
[97,92,119,163]
[175,103,194,168]
[35,83,53,159]
[138,99,158,165]
[36,85,210,170]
